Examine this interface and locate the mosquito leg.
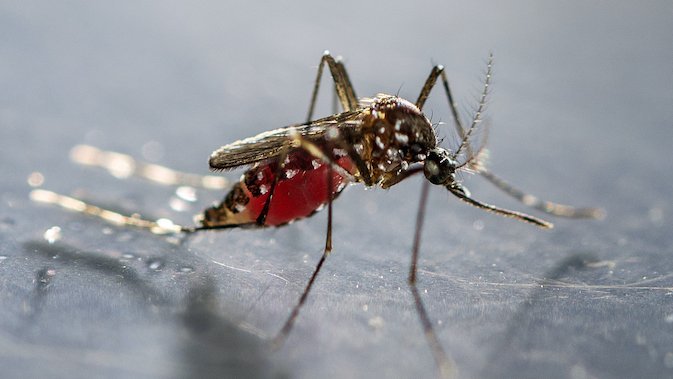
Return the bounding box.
[415,58,485,159]
[287,133,357,182]
[409,181,454,378]
[255,147,289,226]
[327,128,374,186]
[419,57,604,219]
[447,185,554,228]
[478,171,605,219]
[306,51,359,122]
[334,58,357,109]
[271,143,336,348]
[255,126,359,227]
[30,189,191,234]
[416,65,453,115]
[380,166,424,189]
[329,58,355,115]
[70,145,228,190]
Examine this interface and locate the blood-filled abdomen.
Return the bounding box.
[200,149,354,228]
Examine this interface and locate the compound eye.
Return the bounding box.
[423,148,455,185]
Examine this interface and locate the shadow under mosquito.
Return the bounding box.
[20,239,283,378]
[178,277,288,379]
[22,240,170,308]
[478,252,602,379]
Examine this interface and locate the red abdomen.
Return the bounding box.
[201,150,354,227]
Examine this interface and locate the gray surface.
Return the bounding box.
[1,1,672,378]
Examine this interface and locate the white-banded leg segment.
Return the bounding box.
[30,189,190,234]
[306,51,359,122]
[70,145,228,190]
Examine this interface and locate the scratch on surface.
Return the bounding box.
[209,259,252,273]
[418,269,673,292]
[622,272,673,287]
[206,254,289,286]
[264,271,289,284]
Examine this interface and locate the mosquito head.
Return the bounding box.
[423,147,458,186]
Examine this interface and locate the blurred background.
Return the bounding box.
[1,1,672,378]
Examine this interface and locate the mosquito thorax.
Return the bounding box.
[360,95,437,182]
[423,147,457,185]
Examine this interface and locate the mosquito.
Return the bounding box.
[31,51,603,378]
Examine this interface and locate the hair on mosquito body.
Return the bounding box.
[31,51,604,378]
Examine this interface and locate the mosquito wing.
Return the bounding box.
[209,110,363,170]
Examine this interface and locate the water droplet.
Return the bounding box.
[169,197,189,212]
[0,256,7,262]
[27,172,45,187]
[179,266,194,273]
[43,226,62,244]
[121,253,135,259]
[665,314,673,323]
[472,220,485,231]
[176,186,197,202]
[362,304,368,312]
[147,258,164,271]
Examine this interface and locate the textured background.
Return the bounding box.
[1,1,672,378]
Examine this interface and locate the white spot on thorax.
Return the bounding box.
[375,136,385,149]
[394,132,409,144]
